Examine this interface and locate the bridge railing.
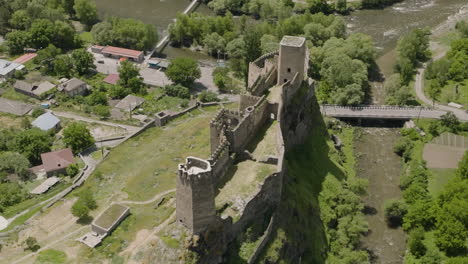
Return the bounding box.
[320,104,434,111]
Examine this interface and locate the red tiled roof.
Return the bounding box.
[13,53,37,64]
[101,46,143,59]
[103,74,120,85]
[40,148,75,173]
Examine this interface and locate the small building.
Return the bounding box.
[13,53,37,64]
[30,176,60,195]
[91,45,104,54]
[100,46,144,63]
[103,73,120,85]
[0,98,33,115]
[35,148,75,177]
[148,59,169,71]
[0,59,24,79]
[115,95,145,112]
[58,78,88,97]
[77,204,130,248]
[32,112,61,131]
[14,80,56,99]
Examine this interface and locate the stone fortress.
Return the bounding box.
[176,36,316,262]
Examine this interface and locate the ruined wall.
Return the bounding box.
[177,158,216,234]
[248,51,278,90]
[227,96,269,154]
[210,140,232,188]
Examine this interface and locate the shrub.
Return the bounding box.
[24,236,40,252]
[393,137,413,159]
[384,199,407,227]
[66,163,79,177]
[408,227,426,258]
[164,85,190,99]
[31,107,46,118]
[198,91,219,103]
[93,105,110,119]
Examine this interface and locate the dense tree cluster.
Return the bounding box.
[360,0,402,9]
[319,176,370,263]
[1,0,94,54]
[384,73,415,105]
[395,28,431,84]
[91,17,158,50]
[425,34,467,104]
[393,124,468,261]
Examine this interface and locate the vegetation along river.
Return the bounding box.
[344,1,466,263]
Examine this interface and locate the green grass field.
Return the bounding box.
[81,106,219,204]
[428,168,457,195]
[425,79,468,108]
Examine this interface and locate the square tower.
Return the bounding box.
[176,157,216,234]
[277,36,308,85]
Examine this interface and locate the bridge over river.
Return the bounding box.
[320,105,468,122]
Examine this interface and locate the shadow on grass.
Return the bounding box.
[77,215,93,225]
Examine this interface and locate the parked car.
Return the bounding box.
[97,60,104,64]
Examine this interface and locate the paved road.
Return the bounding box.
[51,110,140,133]
[414,67,468,121]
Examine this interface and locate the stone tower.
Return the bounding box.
[277,36,308,85]
[176,157,216,234]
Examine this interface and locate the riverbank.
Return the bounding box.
[355,127,406,263]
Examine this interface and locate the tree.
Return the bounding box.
[408,227,426,258]
[74,0,98,28]
[427,80,441,107]
[14,128,52,164]
[80,189,97,210]
[117,61,146,94]
[435,215,467,256]
[93,105,110,118]
[440,112,460,133]
[457,151,467,179]
[0,152,31,180]
[71,49,95,75]
[86,91,107,106]
[243,27,261,81]
[203,32,226,56]
[384,199,407,227]
[24,237,40,252]
[0,182,28,212]
[198,91,219,103]
[63,122,95,154]
[9,10,31,30]
[62,0,76,16]
[66,163,79,177]
[54,54,74,78]
[165,85,190,99]
[335,0,347,14]
[71,199,90,220]
[166,57,201,87]
[92,18,158,50]
[5,30,31,54]
[29,19,56,49]
[54,20,80,50]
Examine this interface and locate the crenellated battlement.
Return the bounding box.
[210,139,230,163]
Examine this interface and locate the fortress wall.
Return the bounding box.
[248,63,263,89]
[226,171,283,242]
[228,97,269,154]
[210,141,232,187]
[240,94,262,112]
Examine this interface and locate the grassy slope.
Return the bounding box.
[256,101,354,263]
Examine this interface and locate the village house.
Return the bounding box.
[0,59,24,79]
[31,148,75,177]
[58,78,88,97]
[91,45,144,63]
[31,112,61,131]
[14,80,56,99]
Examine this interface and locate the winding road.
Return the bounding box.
[414,67,468,121]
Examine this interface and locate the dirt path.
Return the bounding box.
[11,226,89,264]
[355,128,406,264]
[120,211,176,257]
[120,189,175,205]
